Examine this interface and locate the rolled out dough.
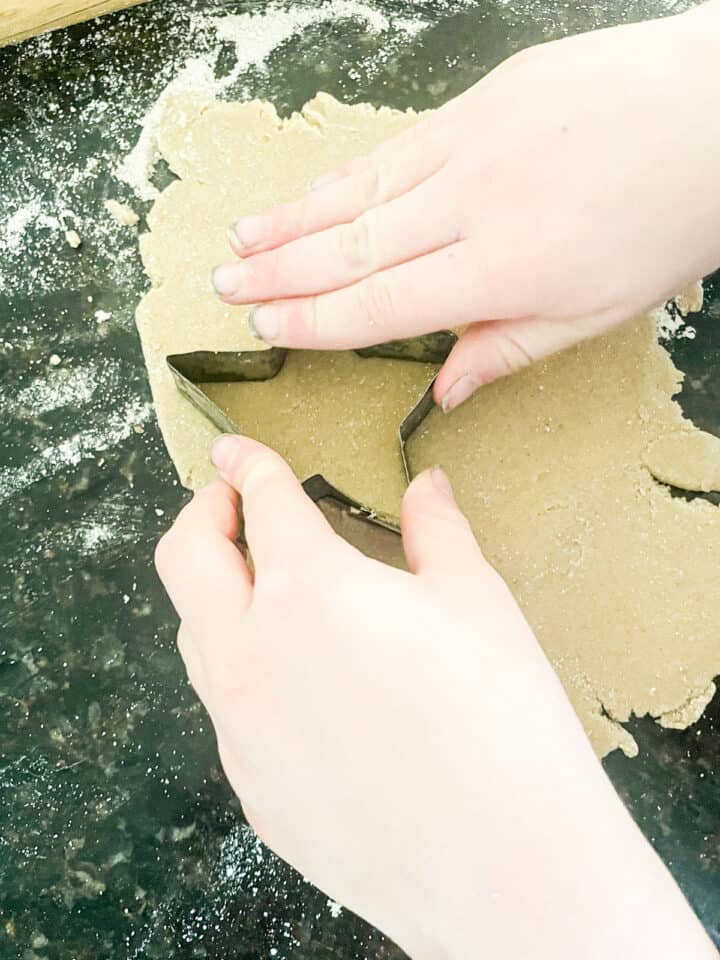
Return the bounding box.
[202,352,436,518]
[135,92,720,758]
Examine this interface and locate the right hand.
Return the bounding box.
[212,2,720,411]
[156,436,716,960]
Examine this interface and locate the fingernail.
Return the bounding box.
[229,215,264,249]
[211,264,241,298]
[248,304,281,342]
[211,434,239,472]
[441,374,476,413]
[227,225,242,253]
[431,466,454,500]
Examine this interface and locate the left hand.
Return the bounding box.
[210,5,720,412]
[155,435,713,960]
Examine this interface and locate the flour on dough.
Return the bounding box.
[135,92,720,758]
[135,93,423,492]
[409,316,720,758]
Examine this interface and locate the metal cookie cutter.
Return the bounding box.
[167,332,457,569]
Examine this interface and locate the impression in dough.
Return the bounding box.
[135,92,720,758]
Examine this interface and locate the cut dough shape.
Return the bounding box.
[135,92,720,758]
[202,352,436,518]
[136,93,423,492]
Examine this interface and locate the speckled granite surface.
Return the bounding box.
[0,1,717,957]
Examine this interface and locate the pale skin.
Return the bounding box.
[212,0,720,412]
[158,3,720,957]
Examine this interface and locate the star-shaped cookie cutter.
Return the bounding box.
[167,332,457,569]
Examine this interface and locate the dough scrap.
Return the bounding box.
[105,198,140,227]
[135,92,720,757]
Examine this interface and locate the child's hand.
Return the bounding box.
[212,4,720,411]
[155,435,714,959]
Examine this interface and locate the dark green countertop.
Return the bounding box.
[0,1,717,957]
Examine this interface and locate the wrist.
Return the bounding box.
[395,780,714,960]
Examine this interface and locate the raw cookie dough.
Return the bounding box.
[202,351,436,518]
[136,93,423,492]
[408,318,720,757]
[136,92,720,758]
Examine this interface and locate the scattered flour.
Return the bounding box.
[653,303,699,342]
[75,521,117,554]
[327,899,343,919]
[7,363,104,417]
[4,201,43,254]
[0,397,153,505]
[117,1,421,200]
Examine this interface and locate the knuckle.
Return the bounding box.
[355,274,396,331]
[242,454,286,498]
[291,197,314,237]
[154,530,175,576]
[248,251,278,291]
[503,45,538,73]
[338,217,373,271]
[362,162,391,206]
[493,332,534,378]
[267,199,305,242]
[302,294,322,343]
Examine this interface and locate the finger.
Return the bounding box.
[434,314,603,412]
[220,123,449,261]
[309,114,438,191]
[400,467,487,579]
[155,479,253,641]
[214,174,460,304]
[243,241,505,350]
[210,434,336,574]
[309,94,468,192]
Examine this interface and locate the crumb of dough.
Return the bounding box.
[65,229,82,249]
[104,198,140,227]
[658,682,717,730]
[675,280,704,316]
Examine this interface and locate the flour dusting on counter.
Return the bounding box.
[117,1,426,200]
[0,398,153,505]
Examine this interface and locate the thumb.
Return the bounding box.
[433,319,538,412]
[401,467,487,579]
[434,310,629,411]
[211,434,335,573]
[434,315,593,412]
